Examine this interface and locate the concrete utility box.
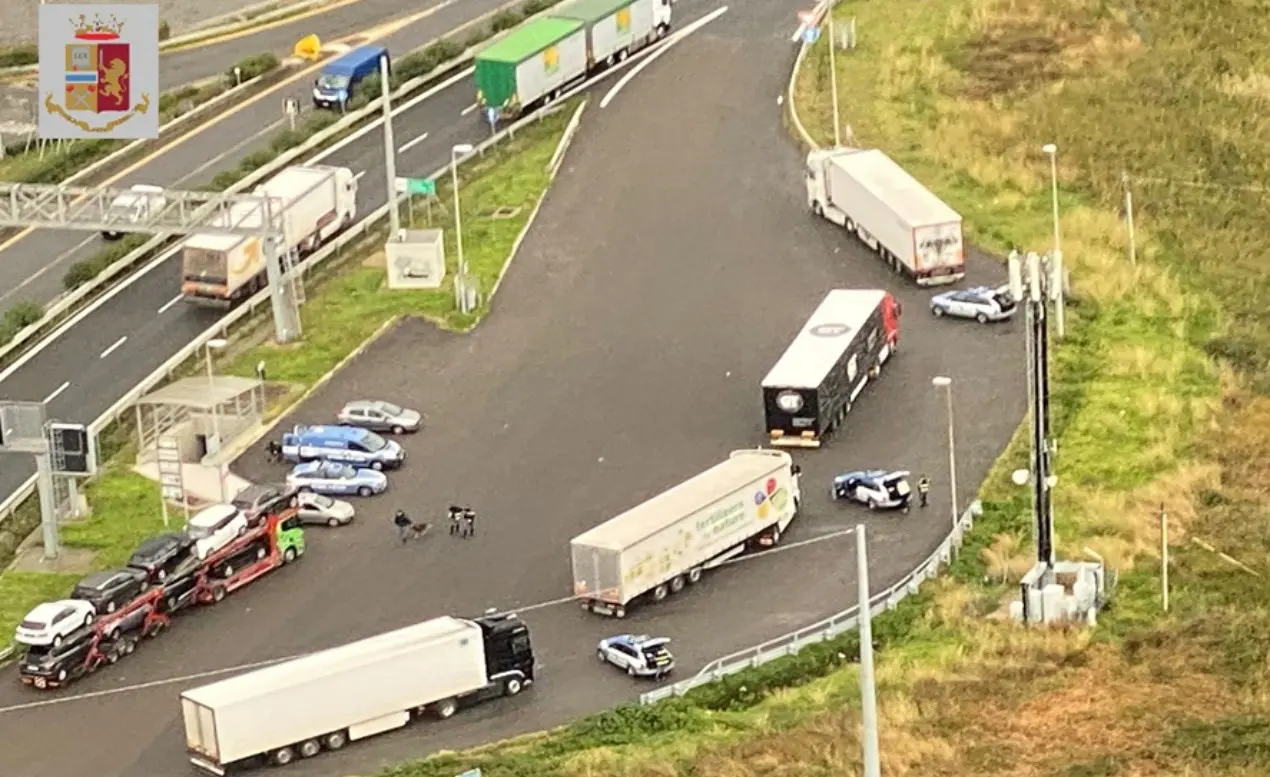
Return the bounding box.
[385,229,446,289]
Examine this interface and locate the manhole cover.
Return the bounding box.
[486,206,521,220]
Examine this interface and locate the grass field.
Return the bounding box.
[353,0,1270,775]
[0,104,577,656]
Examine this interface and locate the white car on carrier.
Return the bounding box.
[15,600,96,647]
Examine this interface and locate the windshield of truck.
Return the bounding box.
[182,247,226,284]
[362,431,388,451]
[317,73,350,91]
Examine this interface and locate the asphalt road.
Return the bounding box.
[0,2,1025,776]
[0,0,523,320]
[0,71,487,506]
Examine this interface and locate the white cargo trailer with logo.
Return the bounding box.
[805,147,965,285]
[180,164,357,306]
[572,449,802,617]
[180,614,535,774]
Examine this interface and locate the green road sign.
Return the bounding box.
[408,178,436,196]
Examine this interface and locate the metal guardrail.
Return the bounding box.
[639,500,983,704]
[0,98,571,533]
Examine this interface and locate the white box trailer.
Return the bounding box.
[181,615,535,774]
[474,18,589,119]
[806,147,965,286]
[572,449,802,617]
[551,0,672,67]
[180,164,357,306]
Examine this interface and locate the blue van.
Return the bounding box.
[280,425,405,470]
[313,45,390,110]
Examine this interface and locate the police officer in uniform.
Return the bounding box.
[917,475,931,508]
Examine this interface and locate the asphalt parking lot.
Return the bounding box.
[0,5,1025,777]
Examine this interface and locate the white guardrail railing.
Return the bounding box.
[0,96,569,531]
[640,499,984,704]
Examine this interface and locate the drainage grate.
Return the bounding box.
[485,206,522,220]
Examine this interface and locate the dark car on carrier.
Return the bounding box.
[72,568,148,614]
[128,532,196,583]
[231,483,300,525]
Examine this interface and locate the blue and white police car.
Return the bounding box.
[286,461,387,497]
[279,425,405,470]
[930,285,1017,323]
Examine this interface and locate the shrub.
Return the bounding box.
[523,0,556,13]
[0,44,38,69]
[4,301,44,330]
[158,20,172,41]
[63,234,150,290]
[270,129,306,153]
[227,52,280,85]
[208,170,240,192]
[490,9,524,32]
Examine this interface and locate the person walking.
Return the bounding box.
[394,509,413,544]
[448,505,463,535]
[917,475,930,508]
[461,507,476,538]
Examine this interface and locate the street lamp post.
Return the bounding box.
[856,524,881,777]
[205,337,228,500]
[451,143,475,313]
[380,54,400,235]
[932,376,958,530]
[1041,142,1066,337]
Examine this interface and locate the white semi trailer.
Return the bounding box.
[180,164,357,306]
[805,147,965,285]
[552,0,672,67]
[180,615,535,774]
[572,449,802,617]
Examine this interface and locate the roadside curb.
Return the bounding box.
[484,99,588,314]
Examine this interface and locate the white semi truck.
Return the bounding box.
[180,164,357,306]
[806,147,965,285]
[572,449,802,617]
[180,615,535,774]
[553,0,672,67]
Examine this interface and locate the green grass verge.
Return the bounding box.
[225,101,578,385]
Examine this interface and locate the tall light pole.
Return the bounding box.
[379,54,400,235]
[932,376,958,531]
[1122,171,1137,266]
[827,12,841,147]
[1041,143,1066,337]
[856,524,881,777]
[204,337,228,500]
[451,143,475,313]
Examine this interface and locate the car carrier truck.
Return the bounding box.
[572,449,802,618]
[552,0,672,68]
[806,147,965,285]
[180,614,534,773]
[180,165,357,306]
[475,17,589,119]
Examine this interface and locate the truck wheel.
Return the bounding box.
[845,218,856,233]
[687,567,703,584]
[652,584,669,602]
[669,575,685,594]
[504,677,523,696]
[212,585,227,603]
[656,23,669,38]
[812,202,823,217]
[323,731,348,751]
[771,527,782,545]
[433,697,458,719]
[298,739,321,758]
[617,48,629,62]
[283,546,298,564]
[271,746,296,766]
[256,546,267,560]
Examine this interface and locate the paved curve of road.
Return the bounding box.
[0,3,1025,776]
[0,0,521,320]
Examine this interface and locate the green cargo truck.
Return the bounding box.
[475,17,589,119]
[551,0,673,68]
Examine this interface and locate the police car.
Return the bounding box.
[287,461,387,497]
[831,470,912,511]
[278,425,405,470]
[596,634,675,678]
[930,285,1017,323]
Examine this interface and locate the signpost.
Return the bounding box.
[283,97,300,130]
[484,106,500,135]
[156,436,187,527]
[394,177,437,226]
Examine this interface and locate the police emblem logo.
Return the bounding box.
[39,4,160,139]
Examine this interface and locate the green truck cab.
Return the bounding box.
[275,513,306,562]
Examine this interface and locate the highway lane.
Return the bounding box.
[0,0,527,318]
[0,3,1025,776]
[0,71,498,508]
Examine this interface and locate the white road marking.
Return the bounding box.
[171,116,288,189]
[0,525,857,715]
[601,6,729,109]
[99,335,128,359]
[0,234,98,306]
[157,294,183,314]
[310,66,475,163]
[397,131,429,153]
[42,381,70,404]
[461,102,478,116]
[352,170,366,181]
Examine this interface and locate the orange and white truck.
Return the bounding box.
[180,165,357,306]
